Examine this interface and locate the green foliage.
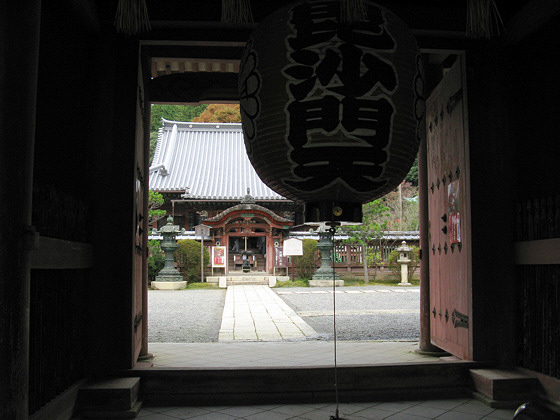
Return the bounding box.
[361,199,391,232]
[387,246,420,280]
[341,200,390,252]
[404,157,418,186]
[150,131,159,164]
[175,239,210,282]
[186,282,220,290]
[148,240,165,282]
[148,190,166,226]
[366,248,383,281]
[150,104,208,132]
[149,189,164,206]
[274,279,309,288]
[293,239,318,280]
[366,249,382,269]
[364,183,419,232]
[150,104,208,163]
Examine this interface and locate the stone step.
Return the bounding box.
[79,377,141,417]
[228,276,268,282]
[228,280,269,285]
[128,361,480,406]
[227,276,272,286]
[207,276,280,287]
[470,369,539,407]
[83,400,142,419]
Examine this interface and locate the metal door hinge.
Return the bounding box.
[452,309,468,328]
[134,313,143,332]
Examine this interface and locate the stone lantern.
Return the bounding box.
[396,240,412,286]
[309,225,344,287]
[152,216,186,290]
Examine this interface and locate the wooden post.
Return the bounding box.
[201,237,204,282]
[362,244,369,284]
[291,257,295,281]
[0,2,41,417]
[418,103,440,353]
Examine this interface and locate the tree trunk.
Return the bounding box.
[362,244,369,284]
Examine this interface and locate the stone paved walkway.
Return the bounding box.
[218,285,317,342]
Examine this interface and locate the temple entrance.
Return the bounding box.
[205,201,293,274]
[228,235,267,273]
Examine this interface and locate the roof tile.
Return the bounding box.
[149,120,288,201]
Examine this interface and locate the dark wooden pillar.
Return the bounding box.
[418,93,440,354]
[87,34,140,372]
[0,1,41,418]
[266,230,274,273]
[466,47,516,364]
[224,235,230,273]
[141,47,152,359]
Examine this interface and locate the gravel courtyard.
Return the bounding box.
[148,289,226,343]
[148,286,420,343]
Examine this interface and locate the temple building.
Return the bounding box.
[149,120,298,273]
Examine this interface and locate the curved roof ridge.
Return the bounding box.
[160,119,242,131]
[206,203,293,223]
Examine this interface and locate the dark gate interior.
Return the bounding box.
[511,20,560,381]
[515,196,560,379]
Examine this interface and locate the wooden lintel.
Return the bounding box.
[31,237,93,270]
[513,238,560,265]
[505,0,560,44]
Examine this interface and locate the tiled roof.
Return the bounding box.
[149,120,288,201]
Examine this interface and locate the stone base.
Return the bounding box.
[398,282,412,286]
[309,279,345,287]
[151,280,187,290]
[155,274,184,282]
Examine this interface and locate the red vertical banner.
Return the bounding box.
[448,180,461,244]
[212,246,226,268]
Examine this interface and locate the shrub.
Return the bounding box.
[148,240,165,282]
[175,239,210,282]
[366,248,382,280]
[388,246,420,280]
[275,279,309,288]
[293,239,318,280]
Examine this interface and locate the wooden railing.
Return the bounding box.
[29,185,92,415]
[514,195,560,379]
[332,241,417,271]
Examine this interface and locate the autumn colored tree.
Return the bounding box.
[193,104,241,123]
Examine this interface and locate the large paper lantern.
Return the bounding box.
[239,0,424,222]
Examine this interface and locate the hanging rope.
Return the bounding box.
[466,0,505,39]
[329,224,346,420]
[340,0,368,23]
[114,0,151,36]
[221,0,254,24]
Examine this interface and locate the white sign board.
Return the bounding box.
[194,224,211,238]
[283,238,303,256]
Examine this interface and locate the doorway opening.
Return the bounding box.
[143,46,465,368]
[146,106,423,366]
